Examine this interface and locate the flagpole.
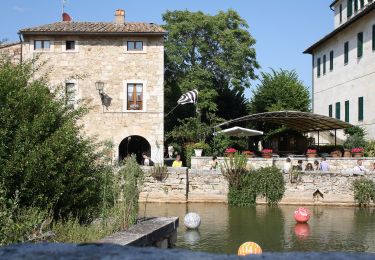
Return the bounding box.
[165,104,180,118]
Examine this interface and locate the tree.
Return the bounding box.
[163,9,259,131]
[250,69,310,114]
[0,59,111,221]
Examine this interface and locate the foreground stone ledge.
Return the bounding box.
[99,217,178,248]
[0,243,374,259]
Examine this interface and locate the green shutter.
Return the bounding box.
[330,51,334,71]
[340,4,343,23]
[347,0,353,17]
[329,105,333,117]
[360,0,364,8]
[336,102,341,120]
[323,55,326,74]
[344,42,349,64]
[317,58,321,77]
[357,32,363,58]
[372,25,375,51]
[354,0,358,11]
[345,100,350,123]
[358,97,364,121]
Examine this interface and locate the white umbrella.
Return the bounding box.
[215,126,263,137]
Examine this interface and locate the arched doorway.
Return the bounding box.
[119,136,151,164]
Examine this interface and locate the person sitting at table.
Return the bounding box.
[353,159,366,175]
[172,154,183,167]
[313,160,320,171]
[305,163,314,171]
[319,157,330,171]
[283,158,292,174]
[210,156,218,170]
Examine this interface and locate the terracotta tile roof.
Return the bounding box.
[19,22,166,35]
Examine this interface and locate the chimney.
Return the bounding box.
[114,9,125,24]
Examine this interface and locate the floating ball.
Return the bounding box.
[294,223,311,240]
[237,242,262,256]
[294,207,311,223]
[184,212,201,229]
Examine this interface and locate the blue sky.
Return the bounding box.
[0,0,332,98]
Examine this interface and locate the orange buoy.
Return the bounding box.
[237,242,262,256]
[294,207,311,223]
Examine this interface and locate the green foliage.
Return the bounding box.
[250,69,310,114]
[150,164,169,182]
[117,155,144,229]
[343,134,366,150]
[168,117,212,144]
[364,141,375,157]
[193,142,209,150]
[227,167,285,206]
[345,126,366,137]
[184,143,195,168]
[353,178,375,207]
[0,60,112,221]
[163,9,259,132]
[221,153,248,189]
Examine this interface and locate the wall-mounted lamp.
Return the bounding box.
[95,81,104,94]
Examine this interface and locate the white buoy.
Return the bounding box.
[184,212,201,229]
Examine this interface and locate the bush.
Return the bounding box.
[227,167,285,206]
[221,153,248,189]
[0,60,112,221]
[364,141,375,157]
[150,164,169,182]
[353,178,375,207]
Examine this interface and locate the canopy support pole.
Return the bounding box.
[334,129,337,147]
[317,131,320,149]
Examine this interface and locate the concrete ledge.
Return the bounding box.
[1,243,374,259]
[99,217,179,248]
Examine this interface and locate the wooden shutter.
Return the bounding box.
[323,55,326,74]
[357,32,363,58]
[358,97,364,121]
[335,102,341,120]
[329,105,333,117]
[330,51,334,71]
[344,42,349,64]
[345,100,350,123]
[347,0,353,17]
[317,58,321,77]
[373,25,375,51]
[354,0,358,11]
[360,0,364,8]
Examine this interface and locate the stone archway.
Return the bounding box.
[119,135,151,164]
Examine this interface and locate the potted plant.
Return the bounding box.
[306,149,318,158]
[351,148,364,158]
[225,147,237,157]
[262,148,273,158]
[193,142,206,157]
[242,150,255,158]
[330,149,342,158]
[343,148,352,158]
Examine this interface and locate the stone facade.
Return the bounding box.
[0,42,22,63]
[11,10,165,163]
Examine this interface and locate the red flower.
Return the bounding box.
[307,149,317,153]
[351,148,364,153]
[225,148,237,153]
[262,149,273,153]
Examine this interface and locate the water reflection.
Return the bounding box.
[139,203,375,254]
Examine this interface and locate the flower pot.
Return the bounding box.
[262,153,272,159]
[352,152,364,158]
[343,149,351,158]
[225,152,235,158]
[194,149,203,157]
[331,150,342,158]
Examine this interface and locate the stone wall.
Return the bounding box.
[140,166,375,205]
[192,156,375,172]
[0,42,21,63]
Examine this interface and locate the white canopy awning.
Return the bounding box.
[215,126,263,137]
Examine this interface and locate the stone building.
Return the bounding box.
[7,9,166,164]
[304,0,375,140]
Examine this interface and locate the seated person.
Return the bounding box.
[313,160,320,171]
[319,157,330,171]
[172,154,183,167]
[141,153,154,166]
[353,159,366,175]
[305,163,314,171]
[296,160,303,171]
[210,156,218,170]
[283,158,292,174]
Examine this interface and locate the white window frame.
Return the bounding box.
[124,39,147,54]
[62,40,79,53]
[122,79,148,112]
[31,39,54,53]
[64,79,80,108]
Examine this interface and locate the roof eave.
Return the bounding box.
[330,0,339,8]
[19,31,166,36]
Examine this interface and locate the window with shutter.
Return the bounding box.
[373,25,375,51]
[347,0,353,17]
[354,0,358,11]
[344,42,349,64]
[330,51,334,71]
[317,58,321,77]
[329,105,333,117]
[340,4,343,23]
[357,32,363,58]
[65,82,76,107]
[358,97,364,121]
[323,55,326,75]
[335,102,341,120]
[345,100,350,123]
[360,0,364,9]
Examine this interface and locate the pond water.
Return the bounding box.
[139,203,375,254]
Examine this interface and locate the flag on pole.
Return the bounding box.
[177,89,198,105]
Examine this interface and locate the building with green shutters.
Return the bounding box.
[305,0,375,141]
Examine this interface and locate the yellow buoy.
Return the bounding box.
[238,241,262,256]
